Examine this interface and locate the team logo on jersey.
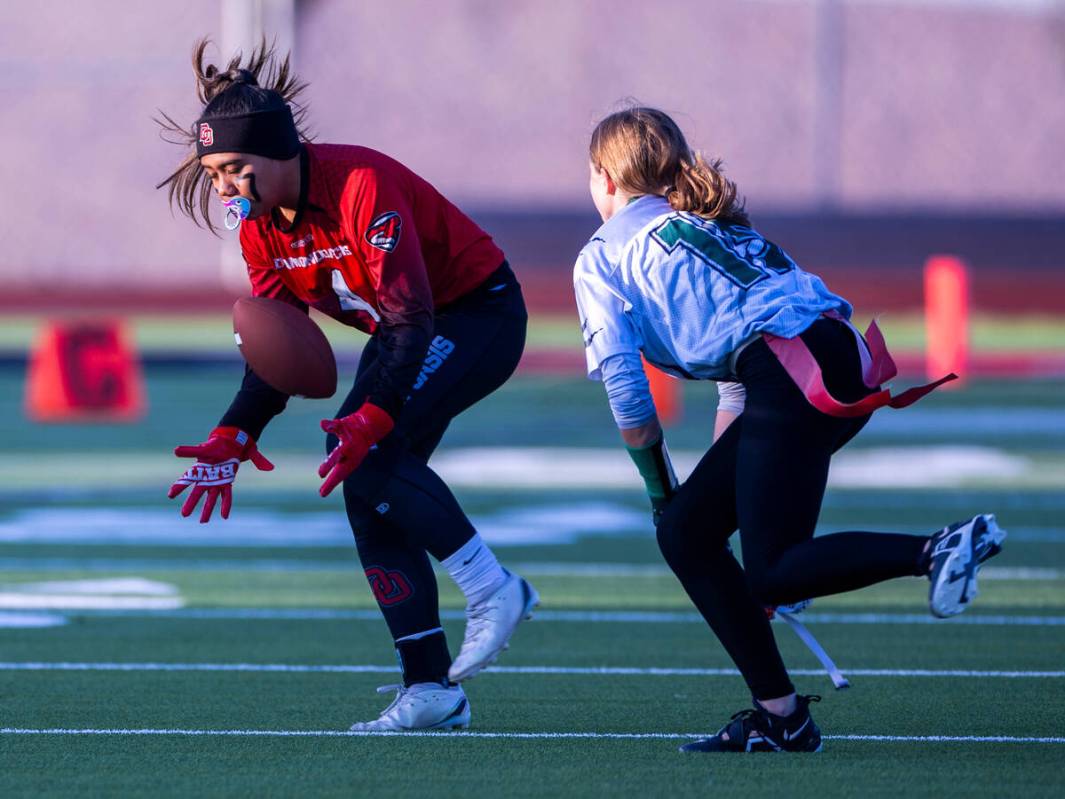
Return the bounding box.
[365,211,402,253]
[199,122,214,147]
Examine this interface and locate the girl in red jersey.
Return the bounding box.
[157,41,537,732]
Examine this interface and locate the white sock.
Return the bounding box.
[442,534,507,606]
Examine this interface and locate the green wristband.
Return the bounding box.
[626,436,679,502]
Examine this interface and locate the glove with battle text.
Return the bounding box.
[318,403,395,497]
[168,426,274,523]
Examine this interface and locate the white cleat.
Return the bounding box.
[349,682,470,732]
[928,513,1006,618]
[448,571,539,683]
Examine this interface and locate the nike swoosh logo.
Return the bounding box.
[783,717,810,741]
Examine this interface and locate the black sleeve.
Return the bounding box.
[218,365,290,441]
[366,314,433,419]
[345,167,434,419]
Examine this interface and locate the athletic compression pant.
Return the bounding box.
[655,317,928,700]
[325,262,527,684]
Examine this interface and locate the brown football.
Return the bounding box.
[232,297,338,399]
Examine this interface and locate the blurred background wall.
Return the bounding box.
[1,0,1063,302]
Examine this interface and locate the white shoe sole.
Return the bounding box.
[929,514,1005,618]
[349,696,471,732]
[349,720,470,732]
[448,578,540,683]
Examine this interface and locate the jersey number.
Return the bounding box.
[651,216,794,289]
[331,270,381,322]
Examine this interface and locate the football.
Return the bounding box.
[232,297,338,399]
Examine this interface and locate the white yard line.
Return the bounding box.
[63,608,1065,626]
[0,612,66,628]
[0,727,1062,744]
[1,662,1062,678]
[0,559,1060,579]
[0,595,184,610]
[512,564,1062,580]
[430,446,1049,490]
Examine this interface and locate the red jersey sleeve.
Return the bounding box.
[343,167,434,418]
[344,168,433,328]
[239,226,308,312]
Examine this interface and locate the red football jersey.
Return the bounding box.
[239,143,505,334]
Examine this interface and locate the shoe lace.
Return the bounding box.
[725,696,822,741]
[374,683,446,709]
[729,708,759,724]
[719,707,762,742]
[372,683,406,715]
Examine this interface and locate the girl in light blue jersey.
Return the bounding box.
[575,107,1005,754]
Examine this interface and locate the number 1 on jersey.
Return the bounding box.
[331,270,381,322]
[651,216,794,289]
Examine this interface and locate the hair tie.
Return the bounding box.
[228,68,256,85]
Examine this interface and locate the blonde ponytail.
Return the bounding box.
[667,152,748,226]
[590,106,748,226]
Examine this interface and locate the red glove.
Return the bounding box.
[168,426,274,523]
[318,403,395,497]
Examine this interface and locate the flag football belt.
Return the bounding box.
[768,602,850,690]
[762,310,957,418]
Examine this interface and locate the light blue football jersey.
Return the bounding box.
[573,195,851,381]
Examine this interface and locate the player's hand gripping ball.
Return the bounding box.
[168,427,274,523]
[318,403,395,497]
[233,297,338,398]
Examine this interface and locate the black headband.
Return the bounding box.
[195,106,300,160]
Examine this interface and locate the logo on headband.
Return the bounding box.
[365,211,402,253]
[199,123,214,147]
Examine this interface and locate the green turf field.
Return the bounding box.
[2,312,1065,354]
[1,365,1064,797]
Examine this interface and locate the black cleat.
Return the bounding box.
[680,695,822,753]
[928,513,1006,618]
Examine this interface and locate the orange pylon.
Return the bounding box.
[642,356,681,424]
[25,319,146,422]
[924,255,970,387]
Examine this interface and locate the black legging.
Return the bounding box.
[325,262,527,649]
[655,317,927,700]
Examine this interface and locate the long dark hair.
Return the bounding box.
[155,38,311,233]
